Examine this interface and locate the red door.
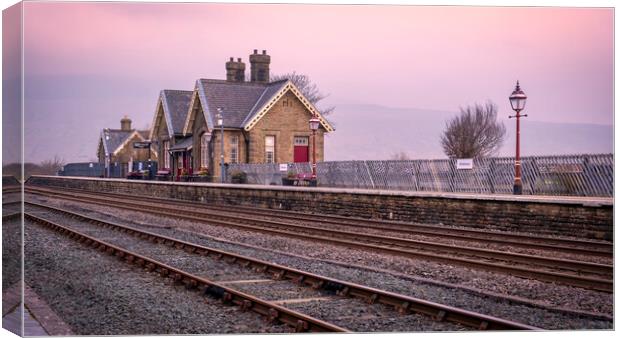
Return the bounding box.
[293,137,309,163]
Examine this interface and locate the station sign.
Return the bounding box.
[456,158,474,170]
[133,141,151,149]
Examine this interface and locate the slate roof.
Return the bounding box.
[197,79,288,129]
[161,90,193,135]
[100,129,148,155]
[169,136,193,151]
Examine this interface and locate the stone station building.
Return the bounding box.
[151,49,334,181]
[96,117,156,177]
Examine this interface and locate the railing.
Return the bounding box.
[226,154,613,197]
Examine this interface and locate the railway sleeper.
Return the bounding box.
[221,292,233,304]
[397,302,410,315]
[267,308,279,324]
[434,310,447,322]
[295,320,309,333]
[204,285,226,299]
[240,300,253,312]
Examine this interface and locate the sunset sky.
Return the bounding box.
[9,1,615,163]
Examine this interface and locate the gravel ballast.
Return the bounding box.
[26,195,613,330]
[27,208,470,332]
[2,218,22,291]
[24,220,294,335]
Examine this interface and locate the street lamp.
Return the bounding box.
[309,115,320,180]
[509,81,528,195]
[216,108,225,183]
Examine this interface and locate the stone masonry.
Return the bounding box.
[27,176,613,240]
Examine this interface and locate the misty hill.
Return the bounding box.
[324,103,613,161]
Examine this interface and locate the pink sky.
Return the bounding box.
[17,2,614,162]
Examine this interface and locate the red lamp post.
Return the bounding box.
[509,81,528,195]
[309,116,320,180]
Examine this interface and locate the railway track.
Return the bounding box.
[25,185,612,256]
[24,203,540,331]
[24,188,613,292]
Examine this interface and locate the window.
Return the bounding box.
[200,133,210,168]
[265,136,275,163]
[294,136,309,146]
[230,135,239,164]
[162,140,170,168]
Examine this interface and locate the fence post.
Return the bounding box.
[448,159,456,193]
[488,159,495,194]
[364,161,376,189]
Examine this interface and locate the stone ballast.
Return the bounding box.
[26,176,613,240]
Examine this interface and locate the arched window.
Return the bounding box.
[200,133,210,168]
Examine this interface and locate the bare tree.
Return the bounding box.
[271,71,335,116]
[441,102,506,159]
[39,155,65,175]
[390,151,411,160]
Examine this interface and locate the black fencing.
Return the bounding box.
[227,154,613,197]
[59,163,105,177]
[59,161,158,179]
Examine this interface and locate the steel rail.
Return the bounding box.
[24,193,612,277]
[23,188,613,277]
[24,185,612,255]
[25,200,612,293]
[25,205,541,331]
[24,212,349,333]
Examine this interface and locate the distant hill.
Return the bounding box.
[324,103,613,161]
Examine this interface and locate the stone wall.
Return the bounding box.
[3,176,20,186]
[26,176,613,240]
[248,91,325,164]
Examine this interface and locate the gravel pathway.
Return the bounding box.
[24,220,294,335]
[26,195,613,330]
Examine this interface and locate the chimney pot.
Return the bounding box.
[226,56,245,82]
[249,49,270,83]
[120,116,132,131]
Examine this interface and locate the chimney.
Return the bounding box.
[225,57,245,82]
[249,49,270,83]
[120,116,132,131]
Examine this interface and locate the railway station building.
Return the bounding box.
[148,89,193,177]
[180,49,334,180]
[96,117,156,177]
[146,49,334,181]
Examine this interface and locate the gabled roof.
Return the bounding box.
[99,129,148,156]
[169,136,193,152]
[149,89,193,139]
[183,79,334,134]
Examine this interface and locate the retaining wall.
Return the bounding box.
[2,176,20,187]
[27,176,613,240]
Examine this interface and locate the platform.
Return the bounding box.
[2,283,74,336]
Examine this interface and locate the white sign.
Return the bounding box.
[456,158,474,170]
[279,163,289,172]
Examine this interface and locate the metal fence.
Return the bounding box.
[59,161,158,178]
[226,154,613,197]
[59,162,105,177]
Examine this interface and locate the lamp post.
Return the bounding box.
[509,81,528,195]
[309,115,320,180]
[216,108,225,183]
